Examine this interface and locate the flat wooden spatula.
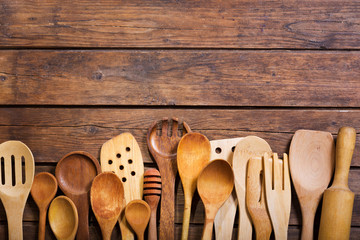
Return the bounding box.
[101,132,144,240]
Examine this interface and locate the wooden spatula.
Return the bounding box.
[101,132,144,240]
[210,137,243,240]
[289,130,335,240]
[0,140,35,240]
[233,136,272,240]
[246,156,272,240]
[264,153,291,240]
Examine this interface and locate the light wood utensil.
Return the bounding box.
[90,172,125,240]
[31,172,58,240]
[246,157,272,240]
[48,196,78,240]
[0,140,35,240]
[289,130,335,240]
[100,132,144,240]
[318,127,356,240]
[125,199,151,240]
[147,117,191,240]
[210,137,243,240]
[233,136,272,240]
[177,132,211,240]
[263,153,291,240]
[197,159,234,240]
[55,151,101,240]
[143,168,161,240]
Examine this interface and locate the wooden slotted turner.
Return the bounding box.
[101,132,144,240]
[210,137,243,240]
[0,140,35,240]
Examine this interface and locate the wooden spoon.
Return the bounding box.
[197,159,234,240]
[55,151,101,240]
[48,195,78,240]
[289,130,335,240]
[31,172,58,240]
[0,140,35,240]
[210,137,243,240]
[143,168,161,240]
[101,132,144,240]
[232,136,272,240]
[90,172,125,240]
[177,132,211,240]
[125,199,151,240]
[246,156,272,240]
[147,117,191,240]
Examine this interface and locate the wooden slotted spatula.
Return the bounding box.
[233,136,272,240]
[101,132,144,240]
[0,140,35,240]
[263,152,291,240]
[246,156,272,240]
[289,130,335,240]
[210,137,243,240]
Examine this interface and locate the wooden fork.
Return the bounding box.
[263,152,291,240]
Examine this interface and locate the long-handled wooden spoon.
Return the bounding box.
[147,117,191,240]
[90,172,125,240]
[177,132,211,240]
[125,199,151,240]
[246,157,272,240]
[197,159,234,240]
[55,151,101,240]
[48,196,78,240]
[289,130,335,240]
[0,140,35,240]
[143,168,161,240]
[31,172,58,240]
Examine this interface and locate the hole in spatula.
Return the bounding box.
[131,171,136,176]
[259,170,263,202]
[119,165,124,170]
[22,156,25,184]
[128,159,133,164]
[108,159,113,165]
[116,153,121,158]
[1,157,4,185]
[122,177,127,182]
[126,147,131,152]
[215,147,222,154]
[11,155,15,186]
[232,146,235,152]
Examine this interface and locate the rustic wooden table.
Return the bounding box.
[0,0,359,239]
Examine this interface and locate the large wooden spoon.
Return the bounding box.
[48,196,78,240]
[55,151,101,240]
[90,172,125,240]
[177,132,211,240]
[197,159,234,240]
[289,130,335,240]
[147,117,191,240]
[31,172,58,240]
[125,199,151,240]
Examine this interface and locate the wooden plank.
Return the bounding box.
[0,108,359,165]
[1,0,360,49]
[1,51,360,106]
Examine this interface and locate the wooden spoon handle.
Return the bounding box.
[72,194,90,240]
[300,204,317,240]
[38,208,47,240]
[181,193,193,240]
[201,217,215,240]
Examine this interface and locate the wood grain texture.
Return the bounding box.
[0,51,360,106]
[1,0,360,49]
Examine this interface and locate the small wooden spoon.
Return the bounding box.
[48,196,78,240]
[197,159,234,240]
[55,151,101,240]
[31,172,58,240]
[90,172,125,240]
[143,168,161,240]
[177,132,211,240]
[125,199,151,240]
[289,130,335,240]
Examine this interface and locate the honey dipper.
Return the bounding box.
[143,168,162,240]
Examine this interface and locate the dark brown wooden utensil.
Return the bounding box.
[147,117,190,240]
[55,151,101,240]
[143,168,161,240]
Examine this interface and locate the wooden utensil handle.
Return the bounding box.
[6,206,24,240]
[119,214,135,240]
[181,193,193,240]
[333,127,356,189]
[72,194,90,240]
[202,217,215,240]
[38,208,47,240]
[300,203,317,240]
[148,208,158,240]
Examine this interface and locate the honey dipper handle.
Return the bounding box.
[332,127,356,189]
[148,208,158,240]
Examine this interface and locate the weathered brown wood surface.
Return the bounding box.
[0,0,359,239]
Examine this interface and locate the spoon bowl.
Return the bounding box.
[48,196,78,240]
[90,172,124,240]
[197,159,234,240]
[31,172,58,240]
[125,199,151,240]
